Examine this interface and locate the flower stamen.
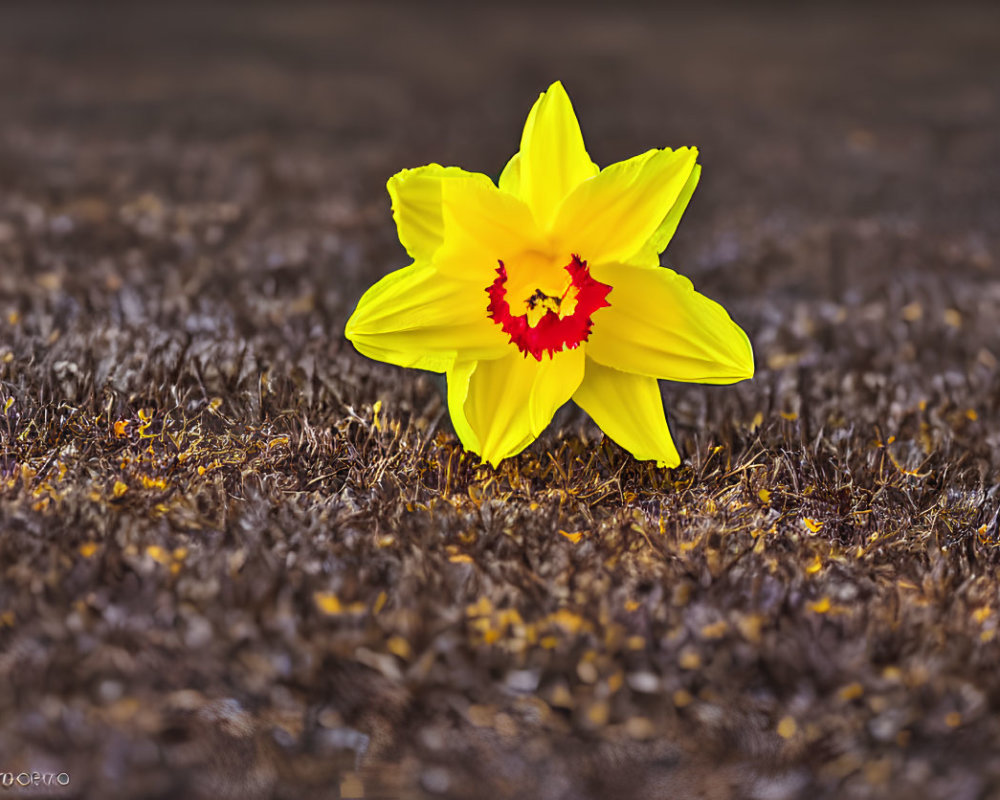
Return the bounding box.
[486,255,611,360]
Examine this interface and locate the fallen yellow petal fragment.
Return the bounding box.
[314,592,343,615]
[559,530,584,543]
[146,545,170,565]
[386,635,412,660]
[112,480,128,498]
[808,596,832,614]
[548,608,589,634]
[777,716,798,739]
[497,608,523,627]
[737,614,764,643]
[882,666,903,682]
[678,649,701,670]
[586,701,610,727]
[803,517,823,533]
[700,620,728,639]
[79,542,99,558]
[838,682,864,702]
[466,596,492,617]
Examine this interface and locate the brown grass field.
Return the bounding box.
[1,2,999,798]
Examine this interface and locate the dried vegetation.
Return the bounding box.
[1,3,1000,799]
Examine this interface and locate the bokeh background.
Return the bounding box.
[1,2,999,799]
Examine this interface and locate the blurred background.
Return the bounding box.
[3,1,997,311]
[1,2,999,799]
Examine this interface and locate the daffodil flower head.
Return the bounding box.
[345,81,754,468]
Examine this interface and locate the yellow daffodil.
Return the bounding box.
[346,81,753,468]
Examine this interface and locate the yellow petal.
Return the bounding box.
[498,152,521,196]
[450,348,584,466]
[587,263,754,383]
[516,81,599,228]
[630,164,701,267]
[434,176,541,282]
[446,359,483,453]
[449,367,537,461]
[573,359,679,467]
[388,165,495,262]
[345,263,508,372]
[553,148,697,266]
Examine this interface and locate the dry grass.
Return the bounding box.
[1,3,1000,799]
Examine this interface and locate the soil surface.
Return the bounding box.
[1,2,1000,799]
